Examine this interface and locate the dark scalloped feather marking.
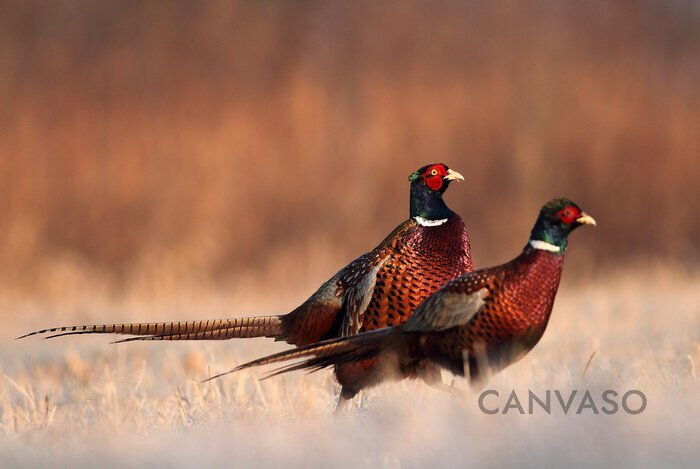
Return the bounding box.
[356,215,472,334]
[334,215,472,395]
[422,247,565,378]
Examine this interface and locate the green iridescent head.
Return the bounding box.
[529,198,596,253]
[408,163,465,221]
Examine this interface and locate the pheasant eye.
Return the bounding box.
[556,206,580,224]
[423,165,445,190]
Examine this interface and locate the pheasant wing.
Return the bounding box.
[403,285,489,332]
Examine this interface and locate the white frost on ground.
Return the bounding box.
[1,275,698,467]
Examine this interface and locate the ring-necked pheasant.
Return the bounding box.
[207,198,595,398]
[19,163,473,409]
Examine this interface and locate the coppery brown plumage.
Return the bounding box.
[210,198,596,400]
[335,214,470,405]
[359,216,470,332]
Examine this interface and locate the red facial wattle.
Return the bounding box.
[422,164,448,191]
[557,206,581,224]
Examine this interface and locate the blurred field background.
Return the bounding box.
[0,0,698,467]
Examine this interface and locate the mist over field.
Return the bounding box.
[0,1,698,467]
[2,273,699,467]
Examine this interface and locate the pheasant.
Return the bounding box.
[19,163,473,409]
[208,198,596,399]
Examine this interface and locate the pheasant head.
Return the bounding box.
[408,163,465,225]
[529,197,596,254]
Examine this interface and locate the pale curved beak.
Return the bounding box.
[444,169,465,182]
[576,212,597,226]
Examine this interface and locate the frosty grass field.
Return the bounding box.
[1,269,698,467]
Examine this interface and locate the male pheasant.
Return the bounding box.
[19,163,473,409]
[209,198,595,397]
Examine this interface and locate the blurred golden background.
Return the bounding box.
[1,0,698,296]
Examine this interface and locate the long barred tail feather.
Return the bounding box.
[16,316,285,341]
[111,320,284,343]
[204,327,399,382]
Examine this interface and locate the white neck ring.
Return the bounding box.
[414,216,448,227]
[529,239,560,252]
